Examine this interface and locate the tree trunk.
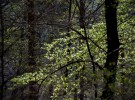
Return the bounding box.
[0,1,5,100]
[27,0,36,70]
[26,0,38,99]
[79,0,85,99]
[101,0,120,100]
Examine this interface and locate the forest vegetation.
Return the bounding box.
[0,0,135,100]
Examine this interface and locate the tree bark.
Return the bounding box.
[27,0,36,69]
[101,0,120,100]
[79,0,85,99]
[26,0,38,99]
[0,1,4,99]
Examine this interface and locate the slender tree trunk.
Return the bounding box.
[101,0,119,100]
[79,0,85,99]
[0,1,4,100]
[27,0,36,69]
[26,0,38,99]
[79,0,98,99]
[67,1,78,99]
[65,0,72,78]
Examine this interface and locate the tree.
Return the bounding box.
[101,0,120,99]
[0,0,5,99]
[26,0,38,99]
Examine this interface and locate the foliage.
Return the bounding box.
[1,0,135,99]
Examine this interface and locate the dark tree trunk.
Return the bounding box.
[101,0,120,100]
[79,0,85,100]
[0,1,4,100]
[27,0,36,69]
[26,0,38,99]
[79,0,85,28]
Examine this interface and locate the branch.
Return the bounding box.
[38,59,103,92]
